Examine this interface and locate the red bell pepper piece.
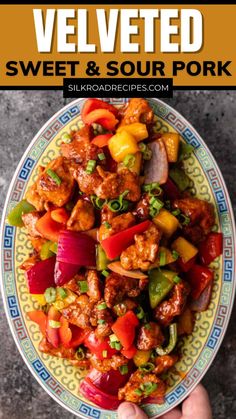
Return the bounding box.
[198,232,223,266]
[187,264,214,300]
[47,306,61,348]
[91,134,113,147]
[112,311,139,350]
[59,316,89,348]
[36,211,63,242]
[81,98,118,121]
[101,220,151,259]
[162,177,181,201]
[87,366,133,396]
[84,332,117,360]
[177,256,196,272]
[28,310,47,336]
[51,208,70,225]
[121,345,137,359]
[83,109,118,130]
[25,256,56,294]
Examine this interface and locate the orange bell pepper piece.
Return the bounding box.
[36,211,63,242]
[28,310,47,336]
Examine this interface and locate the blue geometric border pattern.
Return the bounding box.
[1,97,235,419]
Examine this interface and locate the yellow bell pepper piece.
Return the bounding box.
[161,269,180,282]
[31,294,46,306]
[161,133,180,162]
[153,208,179,237]
[171,236,198,263]
[117,123,148,142]
[133,350,151,367]
[108,130,139,162]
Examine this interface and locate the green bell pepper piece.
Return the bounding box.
[178,142,194,162]
[49,242,58,254]
[96,244,109,271]
[169,167,190,192]
[156,323,177,355]
[148,269,174,309]
[40,241,55,260]
[7,199,36,227]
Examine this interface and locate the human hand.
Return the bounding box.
[117,384,212,419]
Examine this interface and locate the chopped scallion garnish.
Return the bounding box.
[123,154,135,168]
[109,334,119,342]
[119,365,128,375]
[172,209,181,216]
[102,270,109,278]
[90,195,106,210]
[75,347,85,360]
[135,306,145,320]
[134,388,143,396]
[180,214,191,225]
[98,153,106,161]
[44,287,56,303]
[97,302,107,310]
[86,159,96,174]
[46,169,62,186]
[139,362,155,373]
[103,221,111,228]
[78,280,88,293]
[115,342,122,350]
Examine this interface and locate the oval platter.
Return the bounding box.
[1,97,235,418]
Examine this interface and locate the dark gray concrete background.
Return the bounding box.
[0,91,235,419]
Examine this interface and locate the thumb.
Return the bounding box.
[117,402,148,419]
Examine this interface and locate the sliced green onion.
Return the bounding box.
[123,154,136,169]
[78,280,88,293]
[109,334,119,342]
[173,275,181,284]
[139,142,147,153]
[44,287,57,303]
[58,288,67,299]
[109,341,116,349]
[46,169,62,186]
[75,347,85,360]
[98,319,106,325]
[86,159,96,174]
[140,382,158,396]
[135,306,145,320]
[108,200,121,212]
[139,362,155,373]
[49,320,61,329]
[180,214,191,225]
[97,302,107,310]
[119,365,128,375]
[159,251,166,266]
[172,250,179,261]
[143,182,162,196]
[102,350,108,358]
[143,146,152,161]
[113,303,127,317]
[172,209,181,216]
[102,270,109,278]
[90,195,106,210]
[103,221,111,228]
[107,190,130,213]
[149,197,164,217]
[98,153,106,161]
[134,388,143,396]
[115,342,122,350]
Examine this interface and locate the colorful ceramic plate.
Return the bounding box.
[1,98,235,418]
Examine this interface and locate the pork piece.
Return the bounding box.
[154,354,178,375]
[71,165,103,196]
[61,125,104,164]
[137,322,164,351]
[90,300,114,338]
[67,199,95,231]
[99,212,135,241]
[119,98,154,126]
[133,194,150,221]
[154,281,190,326]
[89,353,128,373]
[104,273,145,308]
[36,157,75,207]
[62,295,95,329]
[173,197,215,242]
[87,270,101,302]
[118,370,166,403]
[95,167,141,202]
[22,211,42,237]
[39,337,76,359]
[25,182,45,211]
[120,224,161,271]
[69,359,91,369]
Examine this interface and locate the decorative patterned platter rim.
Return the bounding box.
[1,97,235,419]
